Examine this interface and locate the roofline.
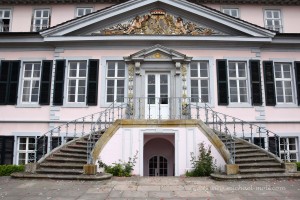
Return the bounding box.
[40,0,276,38]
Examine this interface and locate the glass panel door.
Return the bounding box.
[145,74,169,119]
[149,156,168,176]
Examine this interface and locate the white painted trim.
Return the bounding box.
[43,36,273,42]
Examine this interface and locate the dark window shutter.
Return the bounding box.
[7,61,21,105]
[249,60,262,106]
[0,136,14,165]
[39,60,53,105]
[217,59,228,105]
[0,61,20,105]
[53,60,65,106]
[295,61,300,106]
[263,61,276,106]
[87,59,99,106]
[0,61,10,105]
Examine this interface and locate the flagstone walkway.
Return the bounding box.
[0,176,299,199]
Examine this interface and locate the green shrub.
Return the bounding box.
[0,165,24,176]
[296,162,300,171]
[100,151,138,177]
[186,142,216,177]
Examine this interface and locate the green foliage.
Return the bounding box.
[296,162,300,171]
[186,142,216,177]
[100,151,138,177]
[0,165,24,176]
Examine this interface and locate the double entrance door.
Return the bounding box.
[145,73,170,119]
[149,156,168,176]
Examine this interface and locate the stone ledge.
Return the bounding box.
[11,172,112,181]
[211,172,300,180]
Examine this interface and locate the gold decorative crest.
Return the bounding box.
[97,9,220,36]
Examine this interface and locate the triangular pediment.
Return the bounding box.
[41,0,276,39]
[124,44,192,62]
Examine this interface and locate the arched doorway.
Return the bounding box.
[143,135,174,176]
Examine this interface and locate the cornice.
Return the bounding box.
[0,0,299,5]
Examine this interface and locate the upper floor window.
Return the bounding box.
[222,8,239,18]
[32,9,50,32]
[274,63,294,103]
[106,61,125,103]
[0,9,11,32]
[76,7,93,17]
[67,61,88,103]
[190,61,209,103]
[228,61,249,103]
[21,62,41,104]
[264,10,282,32]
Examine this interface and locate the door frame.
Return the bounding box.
[139,129,179,176]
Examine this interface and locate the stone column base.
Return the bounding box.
[226,164,239,175]
[25,163,39,173]
[83,164,97,175]
[284,163,297,173]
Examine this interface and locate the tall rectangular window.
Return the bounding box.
[280,137,298,162]
[0,9,11,32]
[228,61,248,103]
[222,8,239,18]
[67,61,88,103]
[17,137,35,165]
[76,8,93,17]
[22,62,41,103]
[190,61,209,103]
[264,10,282,32]
[32,9,50,32]
[106,61,125,103]
[274,63,294,103]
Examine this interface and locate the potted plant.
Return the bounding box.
[97,159,106,173]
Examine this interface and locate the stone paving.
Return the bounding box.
[0,176,300,200]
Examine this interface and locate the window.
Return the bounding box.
[0,9,11,32]
[76,7,93,17]
[190,61,209,103]
[264,10,282,32]
[32,9,50,32]
[67,61,88,103]
[17,137,35,165]
[21,62,41,103]
[222,8,239,18]
[228,62,248,103]
[106,61,125,103]
[280,137,298,162]
[274,63,294,103]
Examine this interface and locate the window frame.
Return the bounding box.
[264,9,283,33]
[31,8,51,32]
[105,61,126,104]
[66,60,88,104]
[20,62,42,105]
[76,7,93,17]
[190,61,210,103]
[222,8,239,18]
[0,8,12,32]
[227,61,250,104]
[16,137,36,165]
[280,137,298,162]
[273,62,296,104]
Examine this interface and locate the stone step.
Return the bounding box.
[40,162,84,169]
[11,172,112,181]
[53,152,86,159]
[234,152,266,158]
[235,157,276,163]
[76,140,89,145]
[233,149,260,154]
[46,157,86,163]
[239,168,285,173]
[238,162,282,168]
[36,168,83,175]
[227,144,252,149]
[67,144,87,149]
[211,172,300,180]
[60,148,87,154]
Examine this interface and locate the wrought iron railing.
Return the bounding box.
[33,97,286,166]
